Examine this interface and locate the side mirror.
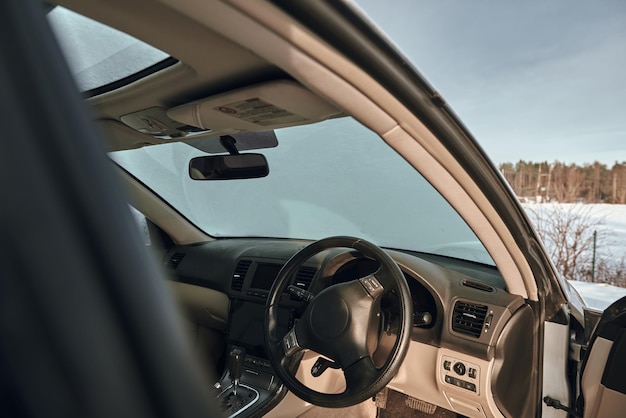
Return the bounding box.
[189,153,269,180]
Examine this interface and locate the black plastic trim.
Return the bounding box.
[82,57,178,98]
[601,329,626,393]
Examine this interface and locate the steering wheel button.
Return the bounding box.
[282,329,300,356]
[360,276,383,297]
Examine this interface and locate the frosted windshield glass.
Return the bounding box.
[112,117,493,265]
[48,7,170,93]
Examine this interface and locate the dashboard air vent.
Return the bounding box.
[452,301,488,338]
[293,266,317,290]
[461,279,495,293]
[167,252,186,269]
[231,259,252,292]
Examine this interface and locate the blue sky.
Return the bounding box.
[354,0,626,166]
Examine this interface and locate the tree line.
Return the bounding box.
[499,161,626,204]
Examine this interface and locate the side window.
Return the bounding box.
[128,205,173,263]
[129,205,151,246]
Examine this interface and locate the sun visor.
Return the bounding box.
[167,80,341,131]
[99,119,167,151]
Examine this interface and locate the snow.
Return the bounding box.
[598,204,626,250]
[567,280,626,312]
[571,204,626,253]
[523,203,626,310]
[522,203,626,262]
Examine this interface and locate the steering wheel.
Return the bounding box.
[264,236,413,408]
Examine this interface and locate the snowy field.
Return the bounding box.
[522,203,626,310]
[522,203,626,262]
[577,204,626,257]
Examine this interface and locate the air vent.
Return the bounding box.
[461,279,495,293]
[452,301,488,338]
[293,266,317,290]
[167,252,186,269]
[231,259,252,292]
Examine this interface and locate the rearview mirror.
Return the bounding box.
[189,153,269,180]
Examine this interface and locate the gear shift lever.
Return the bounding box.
[228,346,245,396]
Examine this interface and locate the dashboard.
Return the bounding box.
[164,238,535,418]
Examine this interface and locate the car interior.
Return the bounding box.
[3,1,626,418]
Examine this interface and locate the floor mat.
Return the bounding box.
[376,388,462,418]
[297,399,377,418]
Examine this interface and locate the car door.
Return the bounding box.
[580,296,626,417]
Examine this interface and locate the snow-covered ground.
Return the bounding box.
[522,203,626,310]
[576,204,626,257]
[523,203,626,259]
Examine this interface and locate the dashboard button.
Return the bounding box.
[453,362,466,376]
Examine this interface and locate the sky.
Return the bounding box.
[354,0,626,166]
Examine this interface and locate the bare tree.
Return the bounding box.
[550,163,586,203]
[612,163,626,204]
[595,257,626,288]
[526,204,605,281]
[500,160,626,204]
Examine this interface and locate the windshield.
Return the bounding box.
[112,117,493,265]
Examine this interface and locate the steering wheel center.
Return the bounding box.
[310,293,350,339]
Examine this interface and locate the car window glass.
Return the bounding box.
[47,6,172,94]
[112,117,494,265]
[355,0,626,304]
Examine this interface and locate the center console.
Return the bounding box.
[213,258,317,416]
[214,345,283,417]
[214,300,290,417]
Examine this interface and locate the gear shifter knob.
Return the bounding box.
[228,346,245,395]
